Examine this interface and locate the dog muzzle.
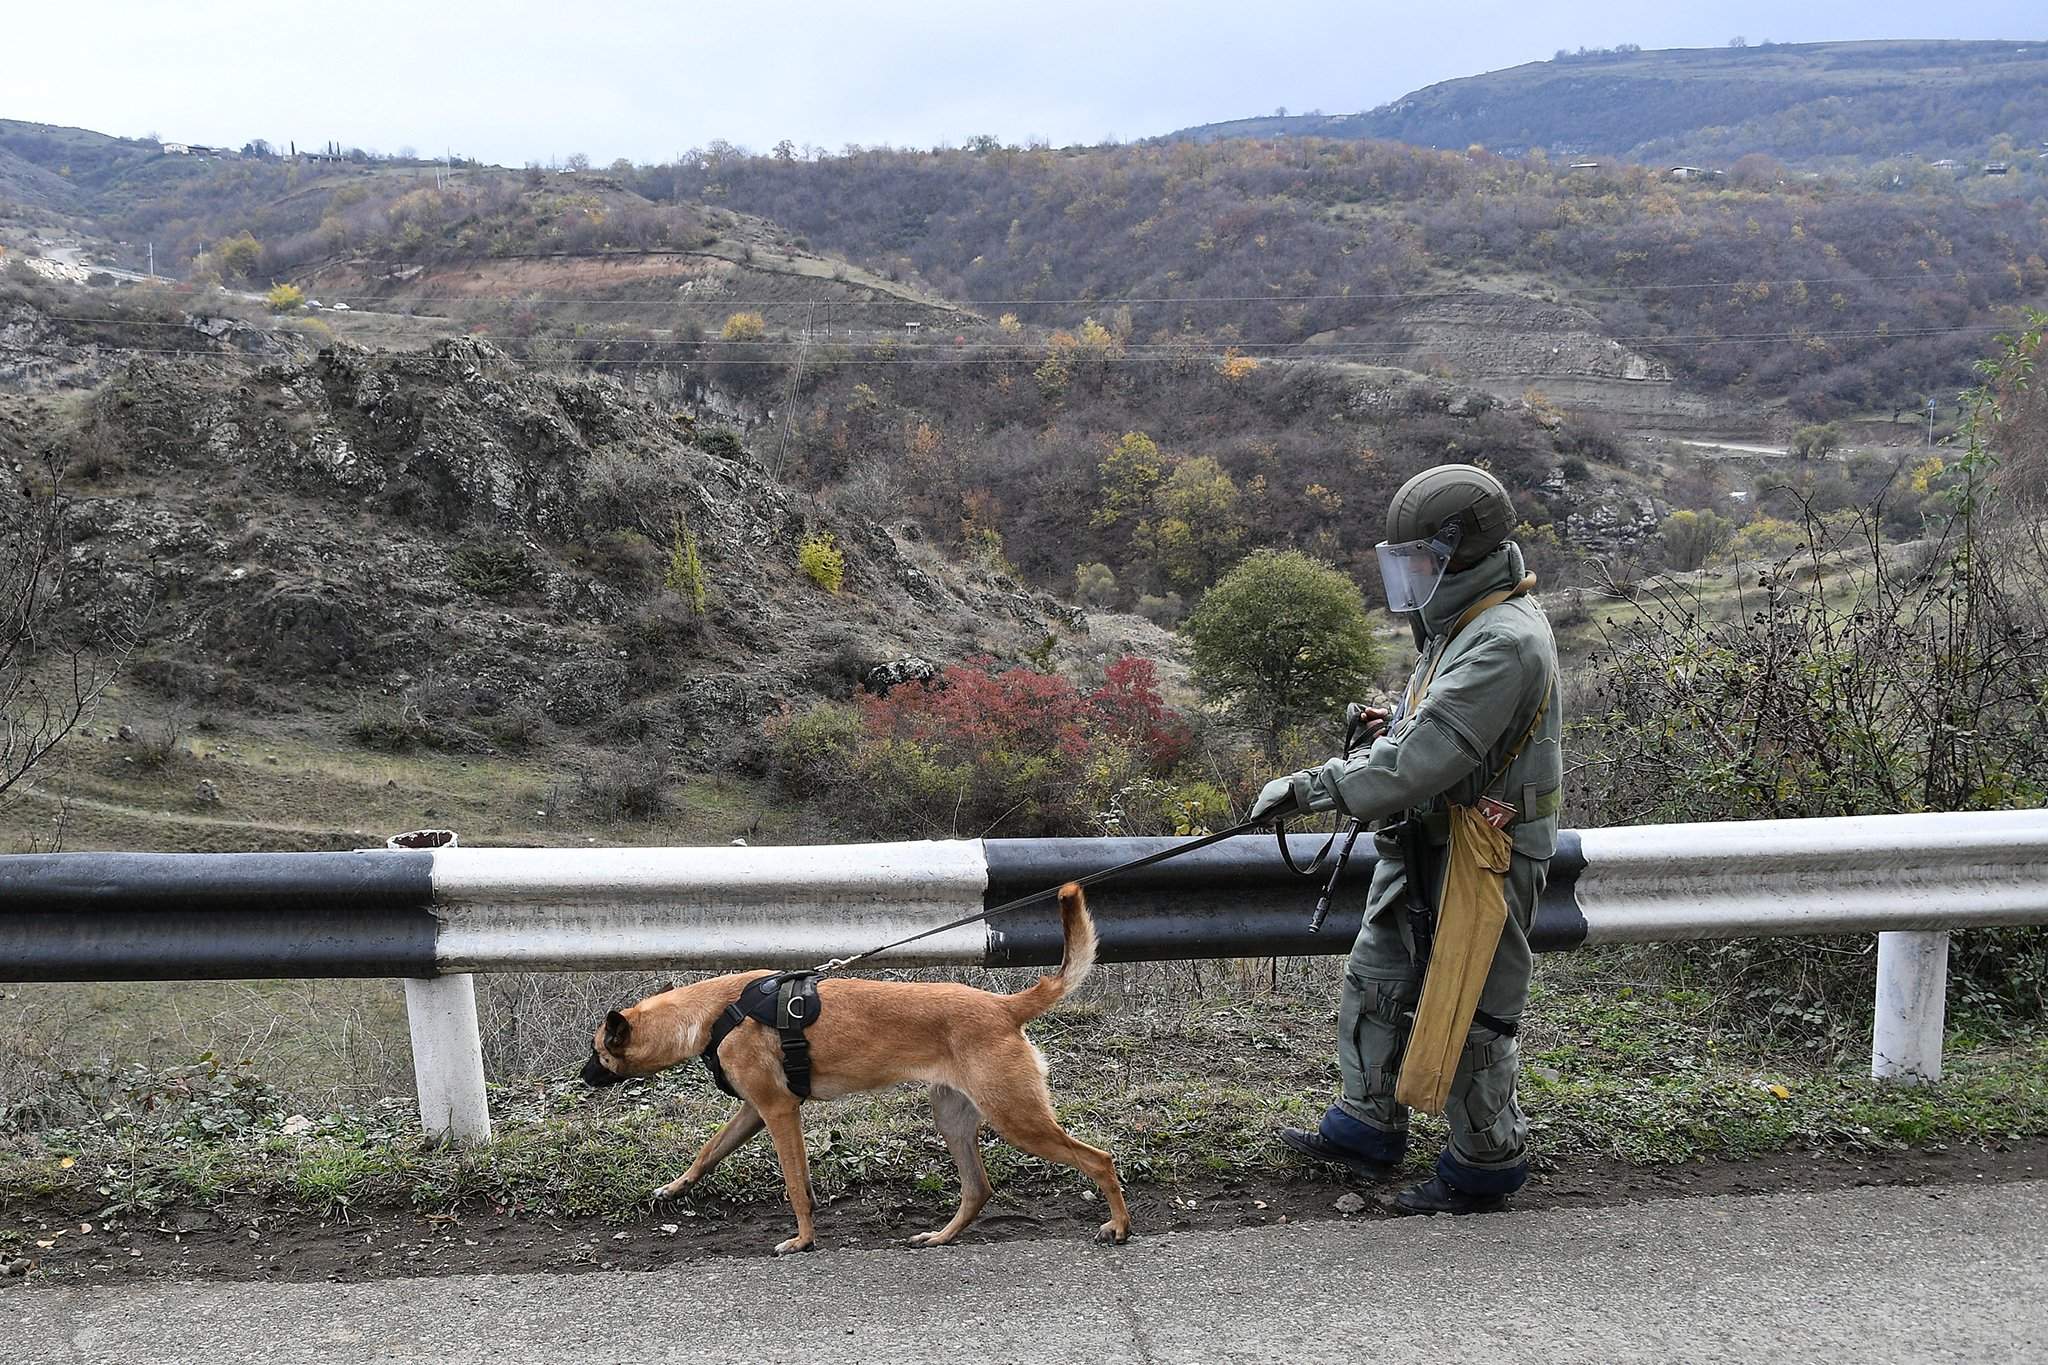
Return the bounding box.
[581,1051,628,1087]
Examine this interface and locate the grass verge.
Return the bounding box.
[4,978,2042,1224]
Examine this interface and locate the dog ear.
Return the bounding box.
[604,1009,633,1050]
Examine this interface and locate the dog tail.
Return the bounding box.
[1004,883,1097,1023]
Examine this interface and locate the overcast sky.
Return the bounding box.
[6,1,2043,165]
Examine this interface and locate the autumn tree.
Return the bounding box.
[722,311,767,342]
[1091,431,1164,528]
[1142,456,1245,592]
[215,231,263,282]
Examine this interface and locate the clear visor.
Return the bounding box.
[1375,537,1453,614]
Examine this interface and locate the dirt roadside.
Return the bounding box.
[5,1139,2042,1286]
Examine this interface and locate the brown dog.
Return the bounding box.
[582,884,1129,1254]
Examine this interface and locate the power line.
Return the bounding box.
[34,314,2020,351]
[66,323,2017,370]
[273,267,2030,310]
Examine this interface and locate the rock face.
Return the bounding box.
[1564,489,1667,554]
[48,336,1083,766]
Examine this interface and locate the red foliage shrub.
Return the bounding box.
[1086,655,1190,769]
[769,654,1195,837]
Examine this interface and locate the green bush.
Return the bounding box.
[450,542,538,597]
[1073,561,1117,607]
[797,531,846,593]
[696,427,747,461]
[664,515,709,613]
[1182,549,1378,756]
[1659,508,1734,570]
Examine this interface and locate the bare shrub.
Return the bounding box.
[1575,357,2048,1027]
[570,751,672,821]
[2,462,132,829]
[475,971,675,1080]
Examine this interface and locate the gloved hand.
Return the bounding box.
[1249,775,1302,824]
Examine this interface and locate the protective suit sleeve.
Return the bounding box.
[1289,631,1530,823]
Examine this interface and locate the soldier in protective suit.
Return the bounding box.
[1249,464,1562,1215]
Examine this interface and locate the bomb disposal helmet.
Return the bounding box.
[1375,464,1515,613]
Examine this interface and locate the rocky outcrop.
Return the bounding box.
[50,335,1085,766]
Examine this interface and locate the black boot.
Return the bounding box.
[1276,1127,1399,1181]
[1391,1175,1508,1216]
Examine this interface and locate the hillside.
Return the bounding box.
[657,136,2048,419]
[0,268,1107,849]
[1168,39,2048,166]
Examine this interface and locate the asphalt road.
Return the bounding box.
[5,1179,2042,1364]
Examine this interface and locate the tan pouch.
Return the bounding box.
[1394,803,1514,1115]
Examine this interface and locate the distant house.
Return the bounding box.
[1668,165,1707,180]
[1568,160,1601,171]
[160,142,191,155]
[1930,159,1962,173]
[1984,162,2011,176]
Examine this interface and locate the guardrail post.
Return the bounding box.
[1871,930,1948,1085]
[402,974,492,1143]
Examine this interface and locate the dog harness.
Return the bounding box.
[701,971,824,1100]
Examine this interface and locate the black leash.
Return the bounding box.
[812,820,1263,975]
[810,702,1390,975]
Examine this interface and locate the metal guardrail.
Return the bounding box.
[2,811,2043,1142]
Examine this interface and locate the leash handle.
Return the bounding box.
[1274,818,1340,877]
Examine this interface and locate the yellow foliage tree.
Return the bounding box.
[216,231,263,282]
[722,311,767,342]
[265,283,305,313]
[1142,456,1245,591]
[797,531,845,593]
[1218,347,1259,382]
[1092,431,1165,528]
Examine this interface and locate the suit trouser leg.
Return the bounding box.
[1328,849,1546,1191]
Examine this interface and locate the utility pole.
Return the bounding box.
[773,299,819,482]
[1926,396,1937,448]
[147,243,154,278]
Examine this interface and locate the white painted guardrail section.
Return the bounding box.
[429,841,991,971]
[1568,810,2048,941]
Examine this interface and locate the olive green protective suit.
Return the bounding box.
[1288,540,1562,1193]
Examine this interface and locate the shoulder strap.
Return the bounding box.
[700,995,751,1099]
[1483,679,1554,800]
[1405,573,1537,714]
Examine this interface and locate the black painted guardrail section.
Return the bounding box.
[0,851,438,980]
[984,833,1590,967]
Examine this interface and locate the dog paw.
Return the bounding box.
[648,1176,695,1205]
[772,1236,815,1256]
[907,1230,956,1248]
[1096,1220,1131,1245]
